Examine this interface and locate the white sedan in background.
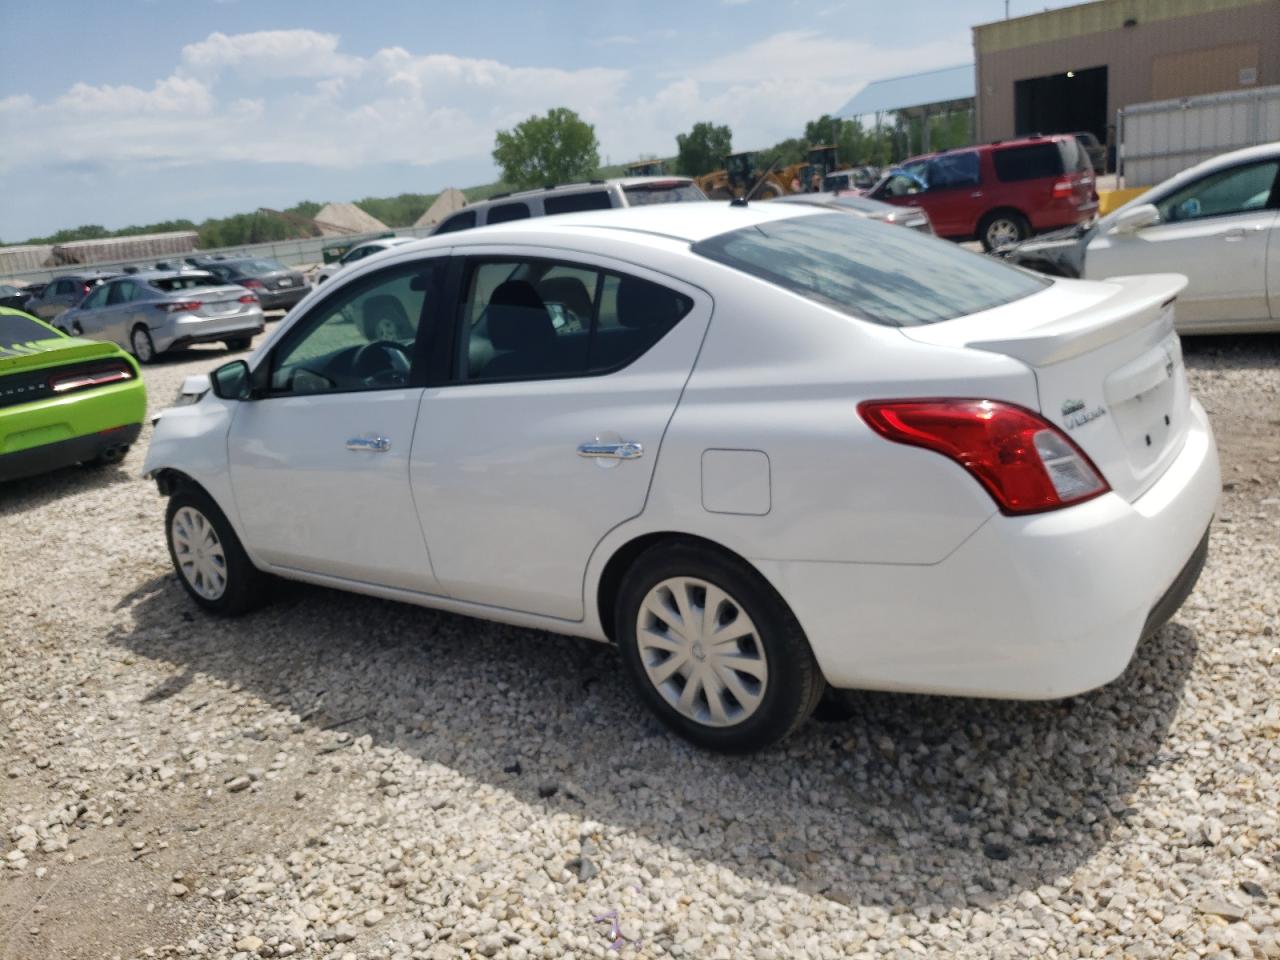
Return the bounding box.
[314,236,415,285]
[144,203,1219,752]
[1004,142,1280,333]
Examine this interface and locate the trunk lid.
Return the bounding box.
[902,273,1191,502]
[185,284,252,318]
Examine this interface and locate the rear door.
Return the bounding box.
[1087,158,1279,327]
[408,249,711,620]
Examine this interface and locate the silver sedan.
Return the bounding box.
[57,270,265,363]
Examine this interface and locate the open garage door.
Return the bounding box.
[1015,66,1107,144]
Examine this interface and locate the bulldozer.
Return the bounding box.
[696,151,792,200]
[624,159,668,177]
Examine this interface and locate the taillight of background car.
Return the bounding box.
[858,398,1109,515]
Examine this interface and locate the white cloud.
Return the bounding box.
[0,27,970,184]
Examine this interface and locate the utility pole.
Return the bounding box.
[1004,0,1010,17]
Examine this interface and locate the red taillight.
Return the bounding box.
[48,362,133,394]
[858,399,1110,515]
[162,300,203,313]
[1052,180,1074,198]
[241,278,265,289]
[238,294,258,304]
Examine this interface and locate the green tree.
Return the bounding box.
[675,122,732,176]
[758,137,807,168]
[492,107,600,190]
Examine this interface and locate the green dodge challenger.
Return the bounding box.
[1,307,147,482]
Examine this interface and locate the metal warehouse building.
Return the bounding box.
[973,0,1280,150]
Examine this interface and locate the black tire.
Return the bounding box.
[165,485,268,616]
[978,210,1030,252]
[224,336,253,352]
[752,180,784,200]
[130,325,157,364]
[615,541,824,753]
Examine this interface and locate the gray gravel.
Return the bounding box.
[1,330,1278,960]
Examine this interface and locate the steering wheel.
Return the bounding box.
[352,339,412,386]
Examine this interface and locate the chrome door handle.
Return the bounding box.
[346,435,391,453]
[577,440,643,460]
[969,191,983,198]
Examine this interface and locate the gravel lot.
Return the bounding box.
[2,327,1278,960]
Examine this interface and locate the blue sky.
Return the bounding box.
[0,0,1087,241]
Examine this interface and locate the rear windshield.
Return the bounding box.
[622,182,705,206]
[544,191,613,215]
[0,313,55,350]
[150,275,221,291]
[691,212,1048,327]
[235,259,287,274]
[993,143,1065,182]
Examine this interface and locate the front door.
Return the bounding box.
[1088,159,1280,326]
[410,251,712,621]
[228,256,447,594]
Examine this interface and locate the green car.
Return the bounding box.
[1,307,147,482]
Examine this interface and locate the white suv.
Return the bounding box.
[431,177,707,235]
[315,237,415,285]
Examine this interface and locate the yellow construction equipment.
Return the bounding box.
[696,145,841,200]
[624,159,669,177]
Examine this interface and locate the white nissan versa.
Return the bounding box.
[143,203,1220,752]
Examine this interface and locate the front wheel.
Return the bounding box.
[979,210,1030,252]
[165,486,267,616]
[615,542,824,753]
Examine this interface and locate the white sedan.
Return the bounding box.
[1005,142,1280,333]
[314,236,416,285]
[143,203,1220,752]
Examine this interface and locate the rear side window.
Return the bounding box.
[993,143,1064,182]
[107,281,137,306]
[543,191,612,215]
[692,212,1047,327]
[435,210,476,234]
[458,259,692,381]
[486,202,531,224]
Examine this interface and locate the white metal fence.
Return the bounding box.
[1118,85,1280,188]
[0,226,440,286]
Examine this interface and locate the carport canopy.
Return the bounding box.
[835,64,975,151]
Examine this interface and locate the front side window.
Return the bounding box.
[993,143,1064,182]
[692,212,1047,327]
[81,285,110,310]
[458,258,692,381]
[1157,162,1279,223]
[269,260,440,395]
[435,210,476,234]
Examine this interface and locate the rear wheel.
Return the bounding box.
[165,486,267,616]
[979,210,1030,252]
[130,325,157,364]
[752,180,784,200]
[615,542,824,753]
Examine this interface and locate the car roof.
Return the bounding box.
[473,175,696,205]
[125,269,218,281]
[418,199,820,250]
[902,134,1073,165]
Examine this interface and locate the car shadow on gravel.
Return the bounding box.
[111,572,1198,911]
[1181,332,1280,369]
[0,459,135,514]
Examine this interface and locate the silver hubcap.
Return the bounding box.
[171,506,227,600]
[636,576,768,728]
[132,329,153,361]
[987,219,1021,248]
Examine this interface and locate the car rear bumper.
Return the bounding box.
[152,311,265,353]
[0,421,141,482]
[256,285,309,311]
[756,399,1220,699]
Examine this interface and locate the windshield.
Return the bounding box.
[622,182,705,205]
[0,312,57,350]
[692,212,1048,327]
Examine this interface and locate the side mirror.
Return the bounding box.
[209,359,252,401]
[1111,203,1159,235]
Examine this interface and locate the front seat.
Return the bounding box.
[479,280,560,379]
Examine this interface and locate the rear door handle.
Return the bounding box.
[969,191,984,198]
[577,440,643,460]
[347,435,391,453]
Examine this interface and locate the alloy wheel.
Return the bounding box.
[132,328,154,363]
[635,576,769,727]
[986,218,1022,249]
[171,506,228,601]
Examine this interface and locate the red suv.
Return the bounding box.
[866,135,1098,250]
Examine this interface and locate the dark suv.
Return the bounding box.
[867,135,1098,250]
